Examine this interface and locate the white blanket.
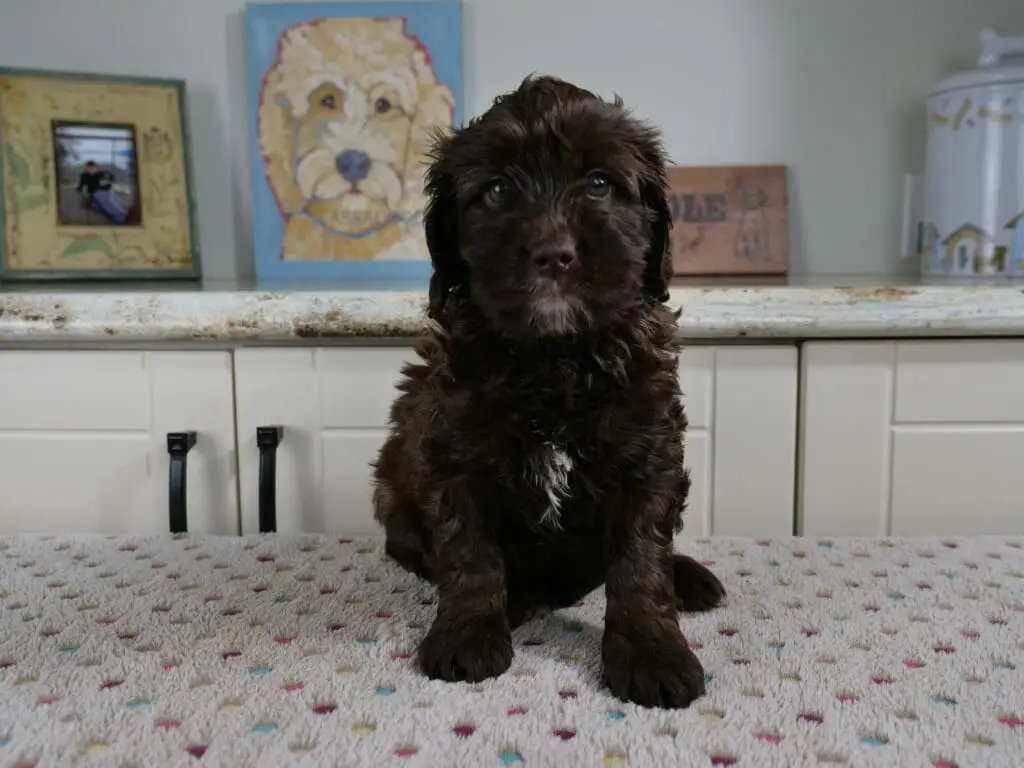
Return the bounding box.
[0,533,1020,767]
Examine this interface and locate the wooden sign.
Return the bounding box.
[665,164,789,276]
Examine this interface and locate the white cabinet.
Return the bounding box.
[233,347,419,537]
[233,345,799,539]
[799,340,1024,536]
[681,345,798,538]
[0,350,238,534]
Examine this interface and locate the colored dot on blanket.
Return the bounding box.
[499,752,523,765]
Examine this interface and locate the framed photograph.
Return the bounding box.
[245,1,463,286]
[0,68,201,282]
[666,164,789,277]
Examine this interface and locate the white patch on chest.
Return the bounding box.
[529,442,574,527]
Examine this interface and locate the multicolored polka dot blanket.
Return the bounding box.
[0,533,1020,767]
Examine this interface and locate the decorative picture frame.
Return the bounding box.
[245,1,463,286]
[0,67,201,282]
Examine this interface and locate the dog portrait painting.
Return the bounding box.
[371,75,726,709]
[245,2,462,280]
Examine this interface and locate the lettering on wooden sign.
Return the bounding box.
[665,165,789,276]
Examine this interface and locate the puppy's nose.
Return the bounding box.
[336,150,371,183]
[531,246,577,275]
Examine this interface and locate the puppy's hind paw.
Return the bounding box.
[673,554,726,612]
[418,613,513,684]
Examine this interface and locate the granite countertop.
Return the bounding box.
[2,274,1024,343]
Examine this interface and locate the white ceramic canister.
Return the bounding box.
[921,27,1024,279]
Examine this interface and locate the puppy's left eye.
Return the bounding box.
[586,172,611,199]
[374,97,392,114]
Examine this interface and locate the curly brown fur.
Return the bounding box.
[371,74,725,708]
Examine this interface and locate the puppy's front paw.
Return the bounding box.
[418,613,513,683]
[601,627,706,709]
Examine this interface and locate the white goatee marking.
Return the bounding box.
[531,442,573,528]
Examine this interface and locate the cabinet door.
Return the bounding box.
[235,344,798,539]
[704,346,799,537]
[800,340,1024,536]
[233,347,418,536]
[0,350,237,534]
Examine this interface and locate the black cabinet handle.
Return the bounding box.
[256,426,284,533]
[167,431,197,534]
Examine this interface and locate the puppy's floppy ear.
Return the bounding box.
[422,134,466,321]
[638,141,674,304]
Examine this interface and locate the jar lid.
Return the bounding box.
[928,27,1024,96]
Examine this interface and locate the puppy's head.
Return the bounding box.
[423,75,672,338]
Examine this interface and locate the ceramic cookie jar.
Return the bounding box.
[921,27,1024,279]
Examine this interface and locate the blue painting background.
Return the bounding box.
[244,1,463,288]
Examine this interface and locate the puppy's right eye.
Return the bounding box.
[321,95,337,109]
[484,178,508,206]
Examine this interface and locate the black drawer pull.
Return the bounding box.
[256,426,284,533]
[167,431,197,534]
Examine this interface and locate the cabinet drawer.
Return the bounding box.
[0,351,150,430]
[895,341,1024,423]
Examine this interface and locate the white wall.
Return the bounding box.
[1,0,1022,281]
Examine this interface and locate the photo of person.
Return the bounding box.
[52,122,142,226]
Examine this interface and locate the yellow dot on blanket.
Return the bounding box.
[219,702,241,712]
[604,751,627,766]
[85,743,108,755]
[353,723,375,735]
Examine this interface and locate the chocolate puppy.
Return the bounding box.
[371,75,725,709]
